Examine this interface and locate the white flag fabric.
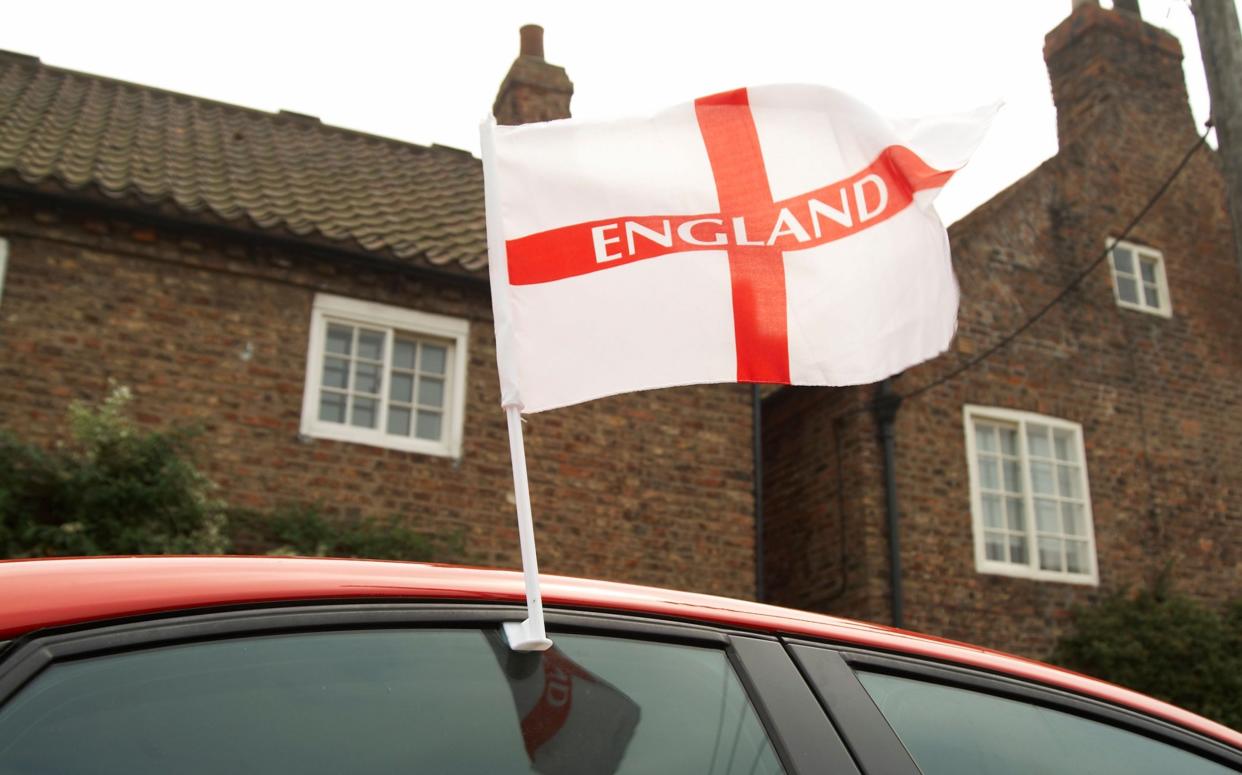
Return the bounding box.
[482,84,996,413]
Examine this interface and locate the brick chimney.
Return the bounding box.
[492,25,573,126]
[1044,0,1195,147]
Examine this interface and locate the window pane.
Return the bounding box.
[0,630,785,775]
[1117,275,1140,303]
[1066,540,1090,574]
[386,406,411,436]
[422,344,447,375]
[357,329,385,361]
[1112,247,1134,274]
[856,672,1234,775]
[390,372,414,404]
[322,356,349,389]
[1143,283,1160,308]
[981,495,1003,529]
[1139,257,1157,283]
[979,458,1000,490]
[1062,502,1086,536]
[318,392,346,423]
[1027,425,1051,458]
[1039,536,1064,571]
[1008,535,1028,565]
[1030,461,1055,494]
[419,377,445,408]
[1005,497,1024,531]
[975,425,997,453]
[1035,498,1059,533]
[1053,429,1075,462]
[1057,464,1081,498]
[354,362,381,395]
[326,324,353,355]
[999,427,1019,456]
[351,397,377,429]
[985,532,1005,561]
[393,338,417,370]
[1002,460,1022,493]
[416,410,442,441]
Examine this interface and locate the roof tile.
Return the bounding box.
[0,52,488,274]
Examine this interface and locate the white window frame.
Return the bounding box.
[300,293,469,458]
[963,405,1099,585]
[1107,238,1172,317]
[0,237,8,309]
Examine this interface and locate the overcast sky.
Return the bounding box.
[1,0,1224,225]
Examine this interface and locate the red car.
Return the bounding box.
[0,556,1237,774]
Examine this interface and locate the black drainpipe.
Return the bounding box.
[874,379,904,629]
[753,385,765,603]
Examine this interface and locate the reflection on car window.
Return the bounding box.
[487,630,642,772]
[856,671,1234,775]
[0,628,783,775]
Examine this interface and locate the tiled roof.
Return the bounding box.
[0,50,488,273]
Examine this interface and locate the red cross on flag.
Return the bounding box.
[482,84,996,413]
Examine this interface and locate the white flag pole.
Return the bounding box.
[481,117,553,652]
[501,404,553,651]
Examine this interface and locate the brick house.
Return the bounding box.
[0,2,1238,660]
[0,28,757,600]
[763,0,1242,657]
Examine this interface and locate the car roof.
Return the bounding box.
[1,555,1238,748]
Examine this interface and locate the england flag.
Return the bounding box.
[482,84,996,413]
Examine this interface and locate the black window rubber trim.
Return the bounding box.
[788,638,1242,771]
[785,643,922,775]
[0,603,858,775]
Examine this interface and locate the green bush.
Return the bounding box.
[0,386,227,556]
[228,504,456,562]
[1050,586,1242,730]
[0,386,460,564]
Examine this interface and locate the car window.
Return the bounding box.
[0,628,784,775]
[856,671,1234,775]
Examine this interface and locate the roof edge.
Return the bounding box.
[0,178,491,288]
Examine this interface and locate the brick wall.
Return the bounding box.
[0,198,757,599]
[764,4,1242,658]
[761,385,886,622]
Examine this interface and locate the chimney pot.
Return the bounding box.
[519,25,544,59]
[1112,0,1141,17]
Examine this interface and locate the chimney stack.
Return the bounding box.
[493,25,573,126]
[1044,1,1194,147]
